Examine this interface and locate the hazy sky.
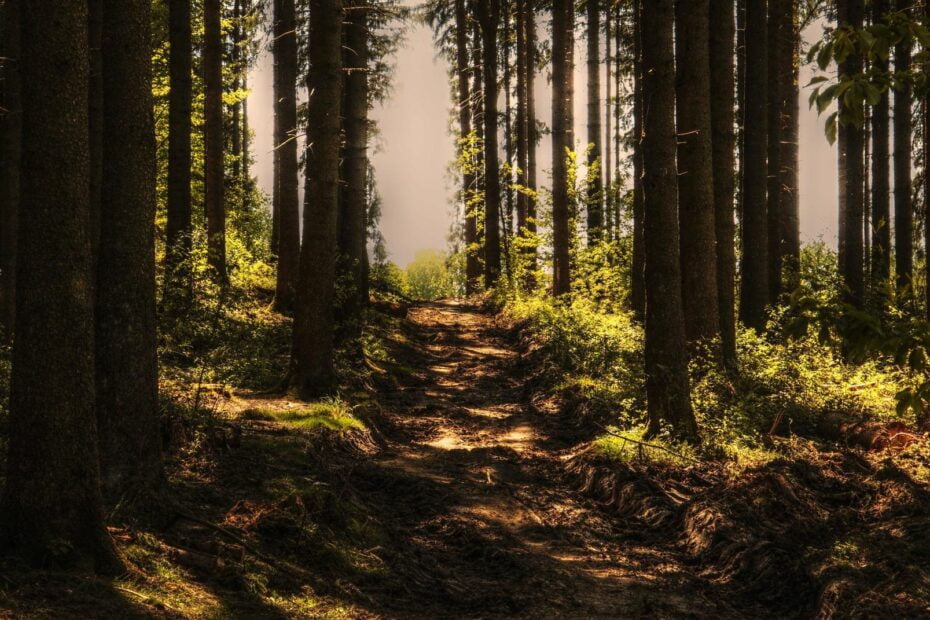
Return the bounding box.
[248,12,842,268]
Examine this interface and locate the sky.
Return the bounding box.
[248,11,843,269]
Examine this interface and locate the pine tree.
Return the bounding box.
[675,0,719,345]
[338,0,370,345]
[631,0,645,318]
[294,0,343,398]
[476,0,502,287]
[455,0,481,294]
[709,0,737,366]
[739,0,769,330]
[640,0,698,440]
[586,0,603,242]
[96,0,162,498]
[551,0,574,296]
[870,0,891,295]
[166,0,193,305]
[893,0,913,298]
[0,0,21,343]
[204,0,227,281]
[2,0,124,573]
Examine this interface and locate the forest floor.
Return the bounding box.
[0,299,928,618]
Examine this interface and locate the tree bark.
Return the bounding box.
[456,0,481,295]
[166,0,193,305]
[893,0,913,298]
[515,0,529,276]
[631,0,645,319]
[2,0,124,574]
[640,0,698,441]
[839,0,865,309]
[477,0,502,288]
[739,0,769,330]
[870,0,891,296]
[96,0,162,499]
[204,0,226,282]
[294,0,343,398]
[525,1,538,282]
[709,0,737,366]
[273,0,300,312]
[780,15,801,291]
[604,3,613,239]
[338,0,370,346]
[675,0,719,345]
[551,0,574,296]
[586,0,603,243]
[0,0,21,343]
[88,0,102,259]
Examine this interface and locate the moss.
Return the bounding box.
[240,401,364,432]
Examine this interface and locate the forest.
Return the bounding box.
[0,0,928,617]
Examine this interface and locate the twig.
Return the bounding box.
[594,423,701,464]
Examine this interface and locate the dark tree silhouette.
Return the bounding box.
[640,0,698,440]
[0,0,21,343]
[2,0,124,573]
[204,0,227,281]
[586,0,603,242]
[476,0,502,287]
[551,0,574,296]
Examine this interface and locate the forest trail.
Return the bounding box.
[351,300,720,618]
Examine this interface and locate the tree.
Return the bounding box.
[273,0,300,311]
[739,0,769,330]
[870,0,891,295]
[675,0,719,345]
[640,0,698,441]
[0,0,21,343]
[631,0,645,318]
[2,0,123,573]
[166,0,193,304]
[551,0,574,296]
[204,0,226,281]
[524,0,538,282]
[96,0,162,498]
[925,0,930,319]
[709,0,737,366]
[839,0,865,309]
[89,0,102,256]
[338,0,370,345]
[476,0,502,287]
[456,0,481,294]
[604,3,612,238]
[294,0,343,398]
[586,0,603,243]
[893,0,912,298]
[767,0,799,301]
[515,0,529,272]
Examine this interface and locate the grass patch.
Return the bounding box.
[240,400,364,432]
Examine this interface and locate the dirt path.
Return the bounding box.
[350,301,723,618]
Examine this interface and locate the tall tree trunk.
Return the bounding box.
[2,0,124,573]
[839,0,865,309]
[709,0,737,366]
[96,0,162,499]
[294,0,343,399]
[204,0,226,281]
[0,0,21,343]
[894,0,913,298]
[457,0,481,294]
[870,0,891,297]
[472,20,486,269]
[273,0,300,312]
[640,0,698,441]
[739,0,769,330]
[166,0,193,305]
[604,3,613,240]
[736,0,746,224]
[525,1,538,282]
[924,1,930,319]
[89,0,102,259]
[515,0,529,276]
[586,0,603,243]
[477,0,502,287]
[551,0,574,296]
[613,1,622,239]
[631,0,645,318]
[675,0,719,345]
[766,0,781,301]
[231,0,242,181]
[338,0,369,346]
[502,2,515,275]
[781,18,801,291]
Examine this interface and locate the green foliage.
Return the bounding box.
[807,10,930,142]
[404,249,462,301]
[240,400,365,431]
